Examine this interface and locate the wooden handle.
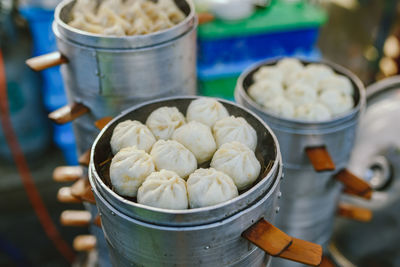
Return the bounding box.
[305,146,336,172]
[93,214,102,228]
[48,102,90,124]
[242,219,292,256]
[26,51,68,71]
[71,178,96,204]
[278,238,323,266]
[337,203,373,222]
[335,169,373,200]
[60,210,92,227]
[79,149,91,166]
[319,256,335,267]
[53,166,83,182]
[198,12,215,24]
[94,116,113,130]
[243,219,322,266]
[73,235,96,251]
[57,187,82,203]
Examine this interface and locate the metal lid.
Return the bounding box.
[89,96,282,226]
[54,0,197,49]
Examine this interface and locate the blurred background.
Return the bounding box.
[0,0,400,266]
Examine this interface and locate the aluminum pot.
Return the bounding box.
[235,58,366,265]
[330,76,400,267]
[89,96,322,267]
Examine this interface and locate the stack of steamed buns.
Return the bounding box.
[248,58,355,121]
[109,98,261,210]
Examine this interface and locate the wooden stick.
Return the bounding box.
[73,235,96,252]
[53,166,83,182]
[57,187,82,203]
[337,203,373,222]
[48,102,90,124]
[335,169,373,200]
[278,238,323,267]
[343,187,373,200]
[94,116,113,130]
[78,149,91,167]
[93,214,102,228]
[71,178,96,204]
[60,210,92,227]
[26,51,68,71]
[305,146,336,172]
[197,12,215,24]
[242,219,292,256]
[319,256,336,267]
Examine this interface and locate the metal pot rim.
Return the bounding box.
[54,0,197,49]
[235,56,366,129]
[89,96,282,226]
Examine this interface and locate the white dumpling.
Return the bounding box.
[211,141,261,190]
[157,0,186,24]
[137,170,188,210]
[319,89,354,116]
[213,116,257,151]
[318,74,354,96]
[253,66,284,83]
[109,147,155,197]
[146,107,186,140]
[285,68,324,89]
[186,98,229,127]
[295,103,332,121]
[276,58,304,81]
[305,63,335,80]
[110,120,156,154]
[286,83,318,107]
[172,121,216,164]
[150,140,197,179]
[248,80,284,106]
[187,168,238,208]
[263,95,295,119]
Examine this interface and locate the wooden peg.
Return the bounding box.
[48,102,90,124]
[57,187,82,203]
[337,203,373,222]
[278,238,323,267]
[305,146,336,172]
[335,169,373,200]
[71,178,96,204]
[26,51,68,71]
[78,149,91,166]
[53,166,83,182]
[60,210,92,227]
[198,12,215,24]
[93,214,102,228]
[94,116,113,130]
[73,235,96,252]
[242,219,292,256]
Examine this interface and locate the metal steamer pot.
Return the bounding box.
[330,76,400,267]
[234,58,367,263]
[89,96,322,267]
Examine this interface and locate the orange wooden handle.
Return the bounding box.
[197,12,215,24]
[94,116,113,130]
[319,256,336,267]
[53,166,83,182]
[78,149,91,166]
[242,219,292,256]
[71,178,96,204]
[305,146,336,172]
[73,235,96,251]
[335,169,373,200]
[337,203,373,222]
[57,187,82,203]
[60,210,92,227]
[26,51,68,71]
[48,102,90,124]
[279,238,323,266]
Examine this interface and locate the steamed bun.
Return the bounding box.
[137,170,188,210]
[319,89,354,116]
[146,106,186,140]
[295,103,332,121]
[150,140,197,179]
[286,83,317,107]
[109,147,155,197]
[253,66,284,83]
[211,142,261,190]
[186,98,229,127]
[110,120,156,154]
[248,80,284,106]
[263,95,295,119]
[213,116,257,151]
[187,168,238,208]
[172,121,216,164]
[318,74,354,96]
